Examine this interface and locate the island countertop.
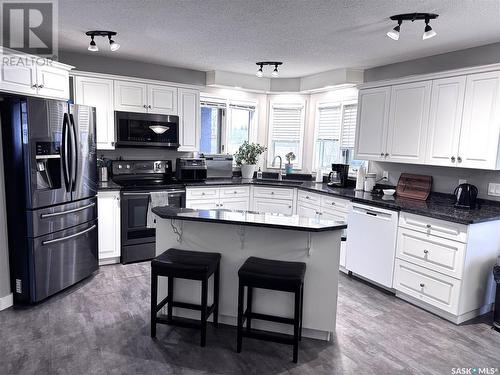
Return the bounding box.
[151,207,347,232]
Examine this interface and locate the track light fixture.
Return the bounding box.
[387,13,438,41]
[255,61,283,78]
[86,31,120,52]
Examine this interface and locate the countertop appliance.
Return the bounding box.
[203,154,233,179]
[1,95,98,303]
[327,164,349,187]
[396,173,432,200]
[112,160,185,264]
[175,157,207,181]
[115,111,179,148]
[346,203,398,288]
[454,183,478,209]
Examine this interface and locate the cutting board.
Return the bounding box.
[396,173,432,200]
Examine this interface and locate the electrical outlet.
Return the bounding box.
[488,183,500,197]
[458,179,467,185]
[382,171,389,181]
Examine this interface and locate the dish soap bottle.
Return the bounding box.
[256,167,263,180]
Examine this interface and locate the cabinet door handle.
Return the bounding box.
[423,249,429,254]
[143,104,148,108]
[271,192,274,195]
[306,196,310,199]
[419,283,425,288]
[288,205,292,208]
[380,153,384,157]
[38,84,44,89]
[457,156,462,163]
[148,105,152,109]
[451,156,456,163]
[331,202,336,205]
[32,84,38,88]
[385,153,389,157]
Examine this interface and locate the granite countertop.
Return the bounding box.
[151,207,347,232]
[99,178,500,225]
[97,180,122,190]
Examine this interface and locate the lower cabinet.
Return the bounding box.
[253,197,293,215]
[185,186,250,211]
[97,191,121,265]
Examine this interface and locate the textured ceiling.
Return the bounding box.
[58,0,500,78]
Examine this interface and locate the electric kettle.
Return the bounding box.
[453,183,478,209]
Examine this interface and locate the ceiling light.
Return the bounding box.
[422,21,436,40]
[271,64,279,78]
[256,64,264,78]
[149,125,169,134]
[387,13,438,41]
[255,61,283,78]
[85,30,120,52]
[108,35,120,51]
[387,21,401,40]
[88,36,98,52]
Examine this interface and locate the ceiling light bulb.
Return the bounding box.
[272,66,279,77]
[423,23,436,40]
[387,24,400,40]
[256,67,263,78]
[88,37,98,52]
[149,125,169,134]
[108,35,120,51]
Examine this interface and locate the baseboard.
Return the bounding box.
[99,256,120,266]
[0,293,13,311]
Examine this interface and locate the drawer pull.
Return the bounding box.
[426,224,432,229]
[419,283,425,288]
[202,192,205,195]
[271,192,274,195]
[331,202,336,205]
[423,249,429,254]
[234,191,237,194]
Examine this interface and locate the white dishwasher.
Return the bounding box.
[345,203,399,288]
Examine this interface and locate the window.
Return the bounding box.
[267,103,305,169]
[200,98,255,155]
[313,102,359,172]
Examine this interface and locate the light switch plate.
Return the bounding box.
[488,183,500,196]
[382,171,389,180]
[458,179,467,185]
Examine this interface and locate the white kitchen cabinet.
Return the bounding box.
[0,54,71,99]
[253,197,293,215]
[425,76,467,167]
[114,80,148,113]
[185,186,249,211]
[386,81,431,163]
[178,88,200,152]
[297,201,320,218]
[458,71,500,169]
[97,191,121,265]
[148,84,177,115]
[75,76,115,150]
[354,87,391,161]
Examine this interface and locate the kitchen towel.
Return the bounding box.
[147,192,169,228]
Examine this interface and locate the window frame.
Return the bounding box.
[312,99,358,172]
[267,101,306,170]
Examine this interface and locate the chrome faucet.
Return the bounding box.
[272,156,283,181]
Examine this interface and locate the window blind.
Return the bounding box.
[200,100,226,109]
[340,104,357,148]
[317,105,341,140]
[229,103,255,111]
[270,105,303,141]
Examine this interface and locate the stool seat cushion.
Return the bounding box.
[238,257,306,290]
[152,249,221,277]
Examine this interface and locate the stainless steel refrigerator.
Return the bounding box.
[1,95,98,303]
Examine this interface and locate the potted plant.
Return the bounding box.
[234,141,267,179]
[285,152,296,174]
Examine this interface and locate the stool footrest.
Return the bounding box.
[156,296,170,313]
[170,300,216,316]
[157,315,201,329]
[244,311,295,325]
[241,329,295,346]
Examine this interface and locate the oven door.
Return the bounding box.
[121,191,155,247]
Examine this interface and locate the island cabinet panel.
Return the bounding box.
[97,191,121,265]
[185,186,249,211]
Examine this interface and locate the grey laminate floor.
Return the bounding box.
[1,262,499,375]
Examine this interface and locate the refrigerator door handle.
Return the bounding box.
[61,113,71,191]
[69,113,78,191]
[40,202,96,219]
[41,224,97,246]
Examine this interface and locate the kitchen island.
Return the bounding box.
[151,207,347,341]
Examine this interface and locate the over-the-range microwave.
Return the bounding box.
[115,111,179,148]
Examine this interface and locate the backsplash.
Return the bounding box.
[370,161,500,201]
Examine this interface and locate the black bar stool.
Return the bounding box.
[236,256,306,363]
[151,248,221,347]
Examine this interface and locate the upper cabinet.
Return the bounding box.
[425,77,466,167]
[355,68,500,170]
[114,80,178,115]
[386,81,431,164]
[354,87,391,161]
[458,72,500,169]
[75,76,115,150]
[177,88,200,152]
[0,55,72,99]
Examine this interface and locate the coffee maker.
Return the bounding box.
[327,164,349,187]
